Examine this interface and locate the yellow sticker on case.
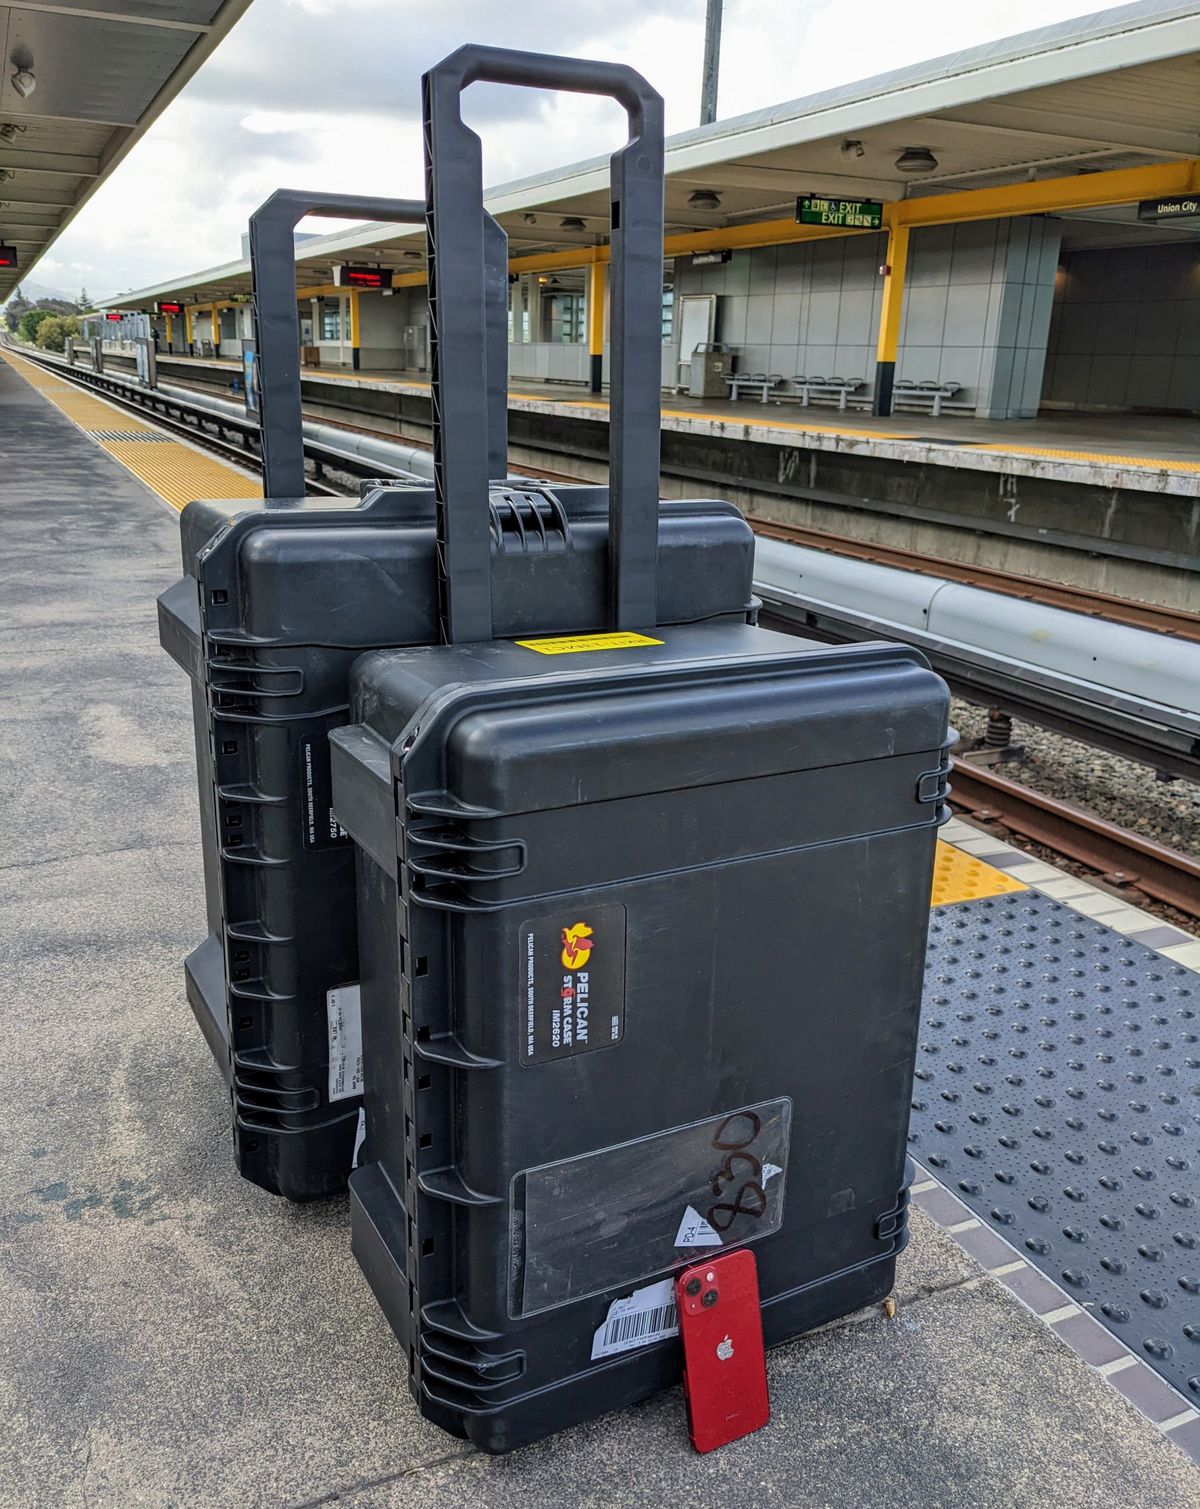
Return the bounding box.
[514,631,665,656]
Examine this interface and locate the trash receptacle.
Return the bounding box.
[688,342,731,398]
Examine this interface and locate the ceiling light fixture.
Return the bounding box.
[840,138,865,159]
[522,213,537,225]
[0,122,26,143]
[559,216,586,230]
[10,66,35,101]
[403,249,421,259]
[895,146,938,174]
[687,189,721,210]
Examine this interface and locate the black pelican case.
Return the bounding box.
[330,621,950,1450]
[157,149,755,1200]
[326,45,951,1452]
[159,484,755,1202]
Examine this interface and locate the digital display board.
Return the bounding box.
[157,301,184,315]
[105,312,123,322]
[333,264,393,290]
[0,244,17,268]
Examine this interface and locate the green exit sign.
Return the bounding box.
[795,195,884,230]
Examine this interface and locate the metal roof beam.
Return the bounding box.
[0,150,101,177]
[0,110,139,129]
[937,103,1200,160]
[894,154,1200,226]
[4,3,209,31]
[0,188,76,207]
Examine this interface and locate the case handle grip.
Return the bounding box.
[248,188,508,501]
[423,46,665,642]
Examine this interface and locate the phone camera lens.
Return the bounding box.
[701,1289,718,1308]
[685,1277,702,1297]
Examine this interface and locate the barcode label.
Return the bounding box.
[590,1278,679,1360]
[327,984,363,1102]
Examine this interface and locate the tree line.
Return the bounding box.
[3,287,93,354]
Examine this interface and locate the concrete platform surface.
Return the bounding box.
[122,349,1200,478]
[1,361,1197,1508]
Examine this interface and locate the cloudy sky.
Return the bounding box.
[34,0,1108,301]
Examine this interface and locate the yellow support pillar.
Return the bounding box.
[349,289,361,371]
[873,220,909,417]
[164,314,173,353]
[184,305,194,352]
[587,254,607,394]
[210,304,220,352]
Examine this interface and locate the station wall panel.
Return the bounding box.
[358,285,428,370]
[1043,242,1200,414]
[672,217,1058,418]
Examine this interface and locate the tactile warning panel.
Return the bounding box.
[913,890,1200,1399]
[931,840,1027,907]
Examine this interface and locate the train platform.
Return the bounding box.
[2,348,1198,1507]
[135,350,1200,492]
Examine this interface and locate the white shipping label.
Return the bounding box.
[327,984,364,1102]
[674,1205,721,1249]
[591,1278,679,1360]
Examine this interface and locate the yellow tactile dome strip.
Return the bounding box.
[931,840,1028,907]
[2,348,261,512]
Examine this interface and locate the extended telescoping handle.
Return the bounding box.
[423,46,665,642]
[248,188,509,500]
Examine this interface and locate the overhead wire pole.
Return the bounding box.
[700,0,722,125]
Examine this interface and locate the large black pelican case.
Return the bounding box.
[327,44,951,1452]
[331,622,950,1450]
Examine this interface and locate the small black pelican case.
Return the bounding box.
[158,484,754,1201]
[329,621,950,1451]
[156,85,755,1202]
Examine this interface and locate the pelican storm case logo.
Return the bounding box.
[520,906,625,1064]
[560,922,594,970]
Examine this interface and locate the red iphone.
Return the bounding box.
[675,1248,770,1453]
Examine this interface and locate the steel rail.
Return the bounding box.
[749,517,1200,643]
[950,759,1200,920]
[1,340,405,494]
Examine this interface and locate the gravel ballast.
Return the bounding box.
[949,700,1199,927]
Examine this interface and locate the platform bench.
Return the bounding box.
[892,380,967,416]
[788,376,865,411]
[724,372,785,403]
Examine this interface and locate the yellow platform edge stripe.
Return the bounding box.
[68,353,1198,474]
[1,348,261,511]
[931,840,1027,907]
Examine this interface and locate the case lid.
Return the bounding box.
[352,624,949,817]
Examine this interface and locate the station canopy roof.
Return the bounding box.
[123,0,1200,309]
[0,0,253,302]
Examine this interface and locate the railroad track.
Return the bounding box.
[11,339,1197,920]
[950,759,1200,921]
[749,516,1200,643]
[66,344,1200,646]
[2,339,357,496]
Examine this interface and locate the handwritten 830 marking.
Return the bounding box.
[705,1111,768,1234]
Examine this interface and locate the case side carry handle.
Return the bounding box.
[423,46,665,643]
[248,188,509,501]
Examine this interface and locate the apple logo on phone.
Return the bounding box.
[716,1336,734,1361]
